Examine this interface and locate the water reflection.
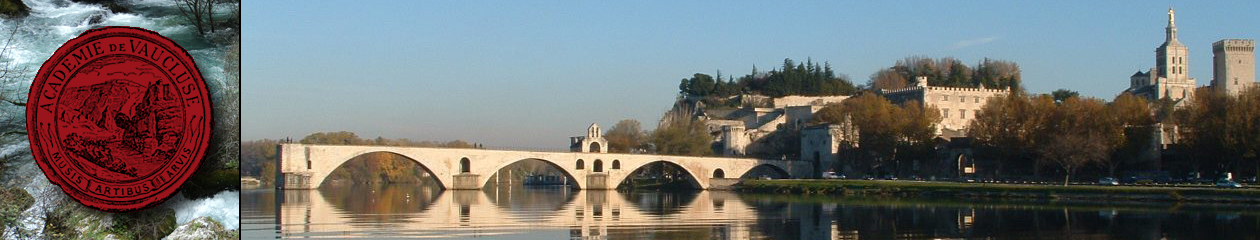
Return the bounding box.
[241,184,1260,239]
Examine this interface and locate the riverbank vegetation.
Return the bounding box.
[738,179,1260,204]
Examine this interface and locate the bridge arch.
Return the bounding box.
[740,164,790,179]
[320,151,447,189]
[612,160,704,189]
[480,158,583,189]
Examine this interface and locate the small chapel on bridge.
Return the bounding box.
[570,123,609,153]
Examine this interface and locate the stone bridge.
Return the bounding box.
[275,144,813,190]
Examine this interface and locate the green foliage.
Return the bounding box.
[0,187,33,232]
[738,179,1260,203]
[813,93,940,175]
[872,57,1020,91]
[650,118,714,156]
[604,119,647,153]
[107,207,176,240]
[42,204,75,240]
[1051,89,1079,103]
[679,58,857,98]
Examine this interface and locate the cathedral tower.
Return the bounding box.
[1153,8,1195,101]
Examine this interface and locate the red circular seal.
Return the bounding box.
[26,26,211,212]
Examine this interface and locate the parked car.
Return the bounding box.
[758,175,772,180]
[1216,180,1243,188]
[1098,177,1119,186]
[822,172,844,179]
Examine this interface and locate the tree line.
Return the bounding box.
[679,58,859,98]
[868,57,1021,92]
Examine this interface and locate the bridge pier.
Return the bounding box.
[452,174,482,190]
[279,172,315,189]
[707,178,740,190]
[585,173,610,189]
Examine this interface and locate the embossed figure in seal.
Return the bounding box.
[26,26,212,212]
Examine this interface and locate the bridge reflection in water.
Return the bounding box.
[242,185,1260,239]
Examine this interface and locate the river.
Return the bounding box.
[241,184,1260,239]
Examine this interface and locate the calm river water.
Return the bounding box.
[241,184,1260,239]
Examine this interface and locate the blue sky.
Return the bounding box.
[243,1,1260,148]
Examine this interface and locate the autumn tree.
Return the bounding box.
[650,117,714,156]
[1105,93,1155,176]
[1038,133,1108,185]
[605,119,647,153]
[1174,87,1260,178]
[813,93,940,176]
[868,68,908,92]
[1039,97,1119,184]
[968,91,1055,177]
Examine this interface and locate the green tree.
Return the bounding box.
[300,131,365,145]
[605,119,647,153]
[1051,89,1080,103]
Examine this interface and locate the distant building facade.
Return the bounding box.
[1212,39,1256,96]
[800,119,859,176]
[705,95,849,157]
[879,76,1009,136]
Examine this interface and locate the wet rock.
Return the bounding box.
[163,216,236,240]
[0,0,30,18]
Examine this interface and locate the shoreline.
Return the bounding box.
[734,179,1260,204]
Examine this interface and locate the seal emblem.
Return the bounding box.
[26,26,211,212]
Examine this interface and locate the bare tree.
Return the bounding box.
[175,0,215,36]
[1,21,27,107]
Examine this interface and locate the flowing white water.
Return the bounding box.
[163,190,240,230]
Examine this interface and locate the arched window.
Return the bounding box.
[589,142,601,152]
[594,159,603,172]
[612,160,620,170]
[460,157,471,173]
[576,159,585,169]
[713,169,725,178]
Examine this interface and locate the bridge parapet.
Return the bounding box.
[276,143,813,190]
